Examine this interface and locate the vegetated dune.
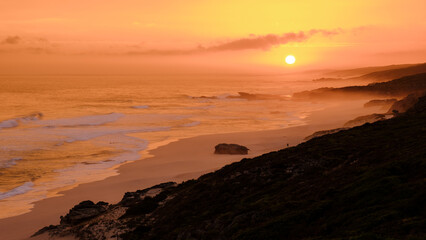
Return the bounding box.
[36,96,426,240]
[294,72,426,100]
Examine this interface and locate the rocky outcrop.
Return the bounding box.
[364,99,397,109]
[33,182,177,239]
[60,200,109,225]
[214,143,249,155]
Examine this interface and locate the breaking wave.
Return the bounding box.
[0,182,34,200]
[0,112,43,130]
[39,113,124,128]
[131,105,149,109]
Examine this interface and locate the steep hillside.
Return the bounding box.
[37,97,426,240]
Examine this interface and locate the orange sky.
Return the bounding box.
[0,0,425,74]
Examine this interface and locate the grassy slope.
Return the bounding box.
[132,97,426,240]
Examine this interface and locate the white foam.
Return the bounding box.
[20,112,43,122]
[217,94,232,99]
[50,134,149,193]
[0,119,19,129]
[0,182,34,200]
[0,133,150,202]
[0,112,43,130]
[181,121,201,127]
[1,157,22,168]
[186,105,215,110]
[38,113,124,128]
[131,105,149,109]
[54,126,170,143]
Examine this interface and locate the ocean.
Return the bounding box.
[0,73,325,218]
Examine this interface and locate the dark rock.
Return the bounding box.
[120,182,176,207]
[214,143,249,155]
[121,192,141,207]
[121,196,159,218]
[60,200,108,225]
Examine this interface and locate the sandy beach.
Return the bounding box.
[0,102,379,240]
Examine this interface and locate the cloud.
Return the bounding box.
[208,29,340,51]
[1,36,21,44]
[127,29,342,56]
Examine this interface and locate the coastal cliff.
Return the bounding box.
[36,97,426,240]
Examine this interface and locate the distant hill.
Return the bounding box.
[351,63,426,82]
[323,63,419,78]
[294,72,426,100]
[36,96,426,239]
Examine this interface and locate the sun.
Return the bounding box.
[285,55,296,65]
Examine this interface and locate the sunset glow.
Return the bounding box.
[0,0,425,74]
[0,2,425,239]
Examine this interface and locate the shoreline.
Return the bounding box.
[0,101,380,240]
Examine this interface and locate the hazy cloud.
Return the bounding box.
[127,29,342,56]
[0,36,54,55]
[208,29,340,51]
[1,36,21,44]
[0,29,342,56]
